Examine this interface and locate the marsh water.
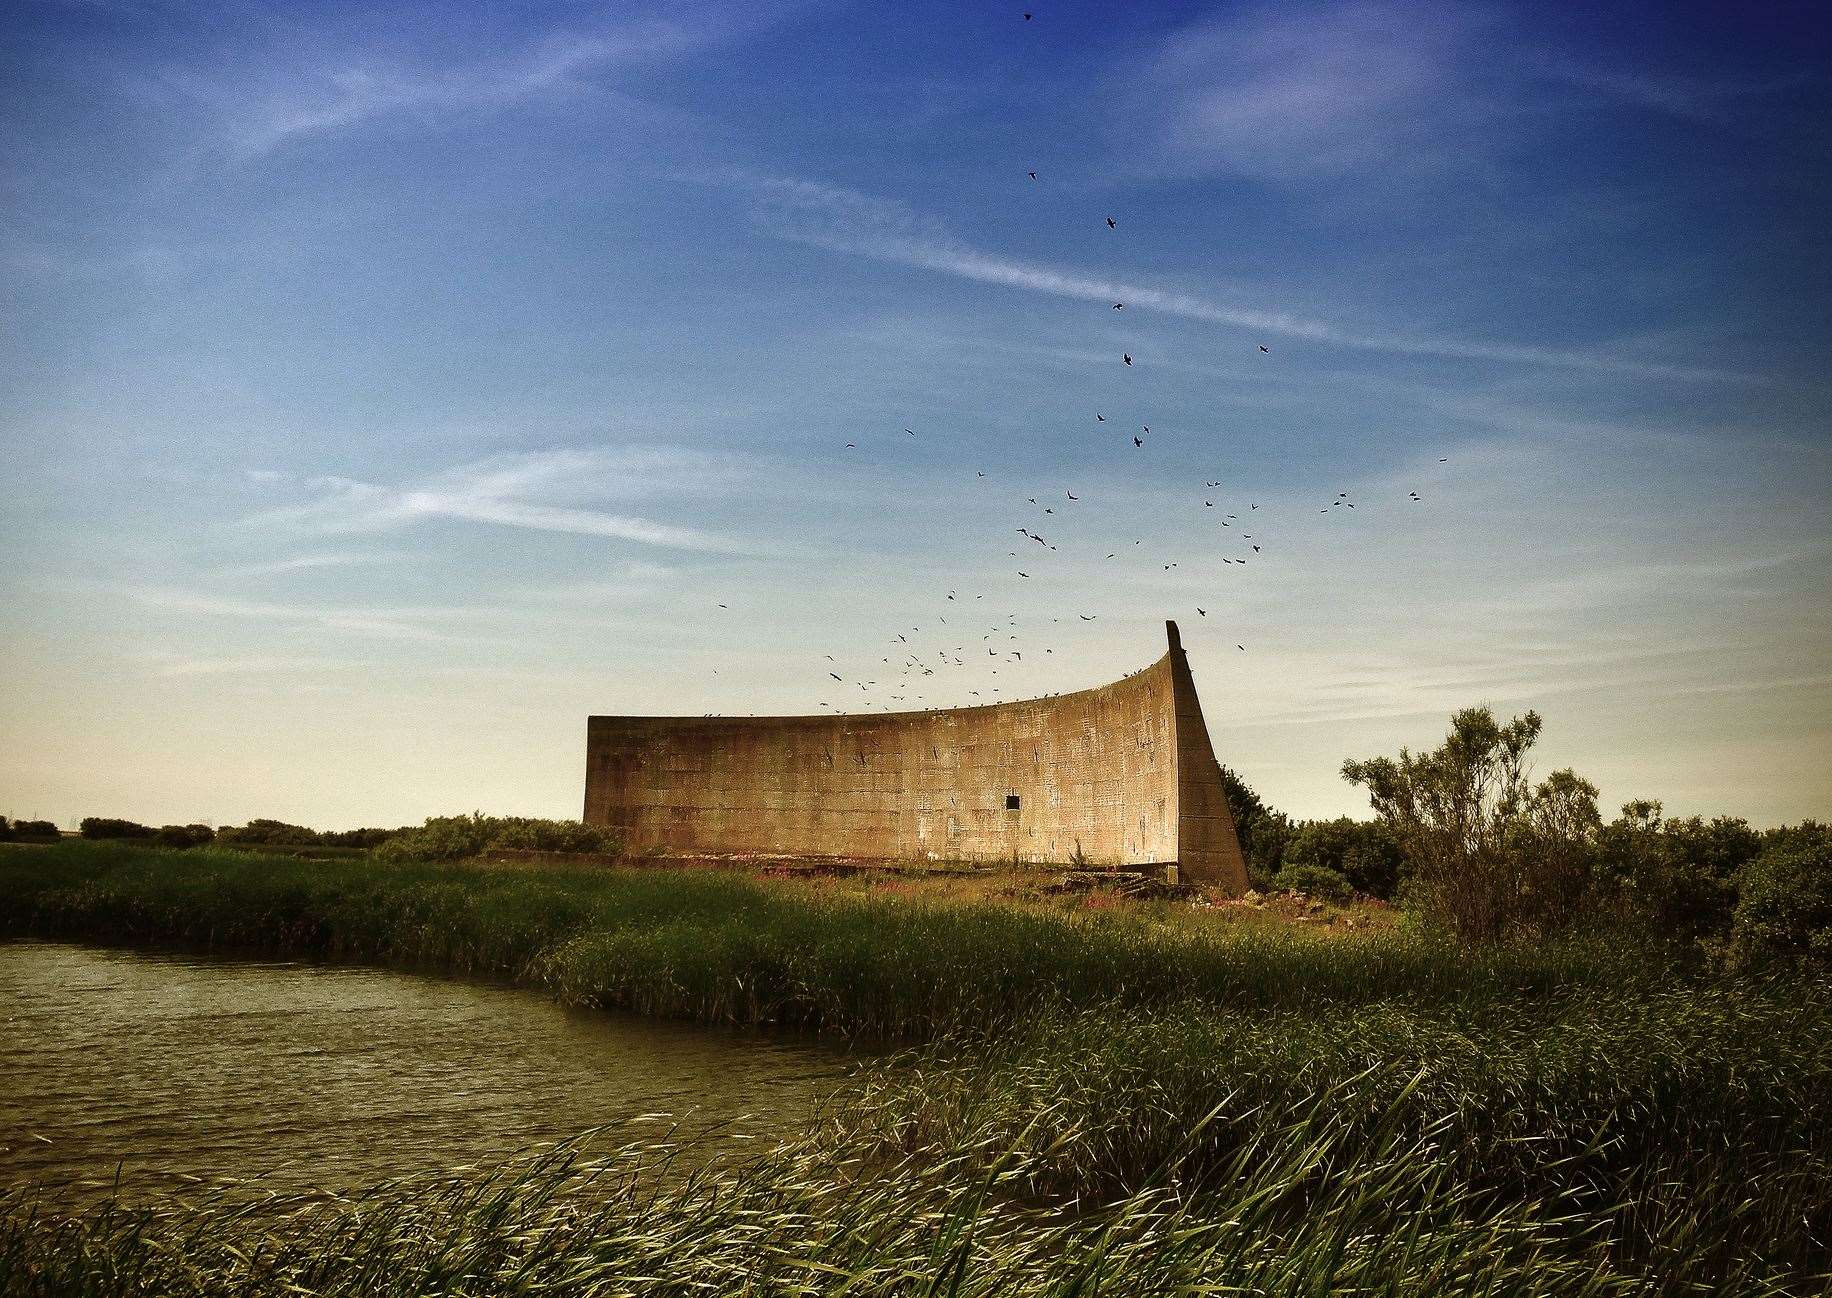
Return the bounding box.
[0,941,855,1205]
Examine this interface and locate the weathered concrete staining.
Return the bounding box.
[584,622,1248,890]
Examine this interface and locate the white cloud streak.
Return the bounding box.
[218,551,405,578]
[743,176,1757,384]
[123,588,487,645]
[155,20,708,163]
[248,447,748,552]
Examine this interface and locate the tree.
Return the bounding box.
[80,817,154,840]
[1218,766,1291,890]
[217,819,320,846]
[1282,817,1407,899]
[1594,802,1755,941]
[153,823,216,849]
[1729,830,1832,973]
[1342,708,1599,942]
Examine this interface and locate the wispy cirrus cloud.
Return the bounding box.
[246,446,750,553]
[1127,0,1491,183]
[122,588,488,645]
[136,11,737,165]
[740,176,1756,383]
[218,551,406,579]
[129,649,374,679]
[1116,1,1801,180]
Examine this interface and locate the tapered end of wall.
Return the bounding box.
[1166,625,1250,895]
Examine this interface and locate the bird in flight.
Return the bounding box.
[1237,644,1245,651]
[830,672,842,681]
[1066,491,1078,500]
[1106,217,1116,229]
[1133,436,1143,447]
[1095,414,1104,422]
[1027,170,1037,180]
[1259,345,1270,354]
[1112,302,1123,310]
[846,442,855,448]
[1197,608,1207,616]
[1123,353,1132,365]
[1079,614,1096,621]
[905,428,915,436]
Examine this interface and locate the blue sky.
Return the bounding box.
[2,0,1828,830]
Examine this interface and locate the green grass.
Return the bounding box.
[1,841,1671,1036]
[2,841,1828,1294]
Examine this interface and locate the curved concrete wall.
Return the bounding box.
[584,622,1247,891]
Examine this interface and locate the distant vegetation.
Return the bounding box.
[36,814,617,861]
[0,816,59,841]
[373,813,621,862]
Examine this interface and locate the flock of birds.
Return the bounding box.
[714,13,1443,719]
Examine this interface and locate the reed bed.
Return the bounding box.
[3,842,1827,1293]
[6,1097,1806,1298]
[849,987,1832,1283]
[3,842,1666,1036]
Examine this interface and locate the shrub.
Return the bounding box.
[11,819,59,839]
[1219,766,1291,890]
[217,818,321,846]
[1282,818,1406,899]
[1730,834,1832,973]
[152,823,216,849]
[1343,708,1599,943]
[320,826,406,849]
[1271,862,1352,903]
[79,817,153,840]
[1594,801,1756,942]
[373,813,620,863]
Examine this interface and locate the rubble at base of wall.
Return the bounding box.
[475,846,1191,882]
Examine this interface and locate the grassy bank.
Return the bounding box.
[1,841,1667,1036]
[3,841,1828,1293]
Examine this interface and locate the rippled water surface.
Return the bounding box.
[0,941,853,1204]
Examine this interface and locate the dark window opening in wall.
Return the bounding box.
[1006,794,1021,811]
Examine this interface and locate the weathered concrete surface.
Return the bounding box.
[584,622,1248,891]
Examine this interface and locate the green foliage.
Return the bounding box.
[1217,765,1291,889]
[372,813,620,863]
[0,841,1670,1039]
[1343,708,1600,943]
[318,826,403,849]
[1594,800,1758,942]
[216,818,322,846]
[78,817,153,840]
[151,823,215,850]
[1270,861,1353,903]
[1281,816,1406,898]
[1730,829,1832,973]
[11,819,59,839]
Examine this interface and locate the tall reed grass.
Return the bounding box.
[2,842,1672,1037]
[3,841,1826,1293]
[4,1079,1823,1296]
